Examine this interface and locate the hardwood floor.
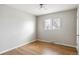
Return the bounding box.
[1,41,77,55]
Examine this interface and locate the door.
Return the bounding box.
[77,8,79,54]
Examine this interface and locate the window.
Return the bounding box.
[44,18,61,30]
[44,19,52,30]
[52,18,61,30]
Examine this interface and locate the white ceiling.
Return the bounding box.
[6,4,78,16]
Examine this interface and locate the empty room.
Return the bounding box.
[0,4,79,55]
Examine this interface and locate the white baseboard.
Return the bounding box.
[37,39,76,48]
[0,39,36,54]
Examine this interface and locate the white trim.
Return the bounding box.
[37,39,76,48]
[0,40,36,54]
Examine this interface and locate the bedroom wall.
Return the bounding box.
[37,9,77,47]
[0,5,36,53]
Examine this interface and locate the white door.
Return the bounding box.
[77,8,79,54]
[77,9,79,35]
[77,36,79,54]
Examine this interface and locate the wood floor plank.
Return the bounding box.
[1,40,77,55]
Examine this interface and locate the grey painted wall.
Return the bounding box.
[37,9,77,47]
[0,5,36,52]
